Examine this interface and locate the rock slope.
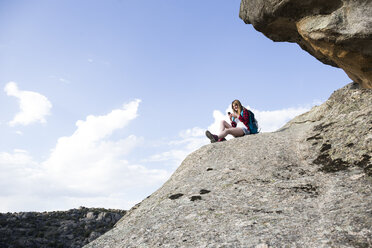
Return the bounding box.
[0,207,126,248]
[239,0,372,89]
[85,83,371,247]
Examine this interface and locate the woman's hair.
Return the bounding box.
[231,99,243,115]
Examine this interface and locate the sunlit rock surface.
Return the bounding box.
[85,83,371,247]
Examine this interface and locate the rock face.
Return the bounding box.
[0,207,126,248]
[85,83,371,247]
[284,82,371,176]
[239,0,372,89]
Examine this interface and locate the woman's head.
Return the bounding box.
[231,99,243,114]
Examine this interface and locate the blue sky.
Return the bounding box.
[0,0,349,212]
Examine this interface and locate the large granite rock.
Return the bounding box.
[239,0,372,89]
[85,83,371,247]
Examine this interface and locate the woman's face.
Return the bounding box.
[233,103,239,111]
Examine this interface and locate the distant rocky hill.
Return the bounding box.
[0,207,126,248]
[85,83,371,247]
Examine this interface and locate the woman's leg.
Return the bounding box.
[206,120,232,143]
[220,120,232,133]
[218,127,244,139]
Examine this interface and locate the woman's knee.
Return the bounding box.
[225,129,233,135]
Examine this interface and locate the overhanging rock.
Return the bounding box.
[239,0,372,89]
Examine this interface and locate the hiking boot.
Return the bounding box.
[205,130,218,143]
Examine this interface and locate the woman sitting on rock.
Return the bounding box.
[205,99,256,143]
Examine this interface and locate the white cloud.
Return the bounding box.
[0,149,36,166]
[0,150,42,201]
[0,99,170,212]
[49,75,71,84]
[144,127,208,167]
[252,106,311,132]
[87,58,110,66]
[4,82,52,126]
[42,99,169,199]
[58,78,70,84]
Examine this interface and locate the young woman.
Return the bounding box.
[205,99,252,143]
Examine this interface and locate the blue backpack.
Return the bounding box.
[247,110,259,134]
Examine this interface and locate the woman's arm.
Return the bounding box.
[238,108,250,130]
[230,112,238,127]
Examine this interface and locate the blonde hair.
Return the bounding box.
[231,99,243,116]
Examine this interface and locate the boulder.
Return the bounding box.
[85,212,96,220]
[84,83,372,247]
[239,0,372,89]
